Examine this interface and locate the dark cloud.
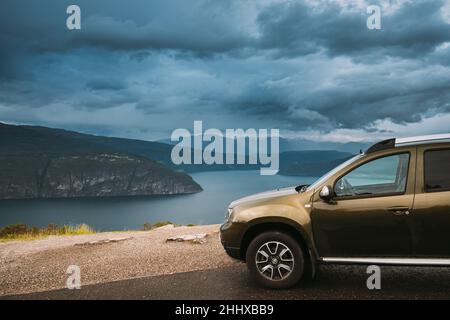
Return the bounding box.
[1,0,450,141]
[299,82,450,129]
[227,57,450,131]
[86,79,127,91]
[2,0,450,60]
[66,15,253,54]
[129,51,151,62]
[0,0,255,56]
[257,0,450,60]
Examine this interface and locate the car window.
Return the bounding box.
[424,149,450,192]
[307,154,363,192]
[334,153,410,198]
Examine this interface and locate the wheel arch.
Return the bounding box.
[240,217,318,278]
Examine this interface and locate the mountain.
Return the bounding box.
[0,124,257,173]
[159,136,358,176]
[279,138,369,154]
[0,123,360,199]
[158,137,370,154]
[0,123,202,199]
[157,135,363,174]
[0,123,173,162]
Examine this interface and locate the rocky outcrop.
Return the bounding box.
[166,233,208,244]
[0,153,202,199]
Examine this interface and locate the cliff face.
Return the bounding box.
[0,153,202,199]
[0,122,204,199]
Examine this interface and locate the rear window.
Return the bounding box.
[424,149,450,192]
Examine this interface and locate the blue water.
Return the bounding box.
[0,171,317,231]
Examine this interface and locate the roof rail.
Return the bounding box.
[395,133,450,146]
[366,133,450,154]
[366,138,395,154]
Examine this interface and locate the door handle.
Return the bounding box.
[387,207,411,216]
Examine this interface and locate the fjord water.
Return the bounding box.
[0,171,317,231]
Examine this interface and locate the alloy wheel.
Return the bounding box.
[255,241,294,281]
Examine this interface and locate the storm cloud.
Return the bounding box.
[257,0,450,59]
[1,0,450,142]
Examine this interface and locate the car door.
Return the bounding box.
[412,145,450,257]
[311,149,416,258]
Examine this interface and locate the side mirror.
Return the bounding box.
[319,185,335,203]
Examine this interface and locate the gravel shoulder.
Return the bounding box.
[0,224,240,296]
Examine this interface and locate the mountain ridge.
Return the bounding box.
[0,123,202,199]
[0,123,359,199]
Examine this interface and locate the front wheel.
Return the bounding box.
[246,231,304,289]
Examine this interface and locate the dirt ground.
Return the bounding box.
[0,224,240,296]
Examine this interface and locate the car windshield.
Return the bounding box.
[306,154,364,192]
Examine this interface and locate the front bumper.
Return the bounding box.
[220,220,247,261]
[223,246,242,260]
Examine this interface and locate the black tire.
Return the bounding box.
[246,231,304,289]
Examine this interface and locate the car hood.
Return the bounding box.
[229,187,298,209]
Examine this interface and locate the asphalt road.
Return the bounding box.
[3,264,450,300]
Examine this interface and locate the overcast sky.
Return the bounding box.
[1,0,450,143]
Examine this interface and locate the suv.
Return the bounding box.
[220,134,450,288]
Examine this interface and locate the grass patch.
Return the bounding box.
[0,220,199,241]
[0,223,95,242]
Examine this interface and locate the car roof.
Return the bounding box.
[366,133,450,154]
